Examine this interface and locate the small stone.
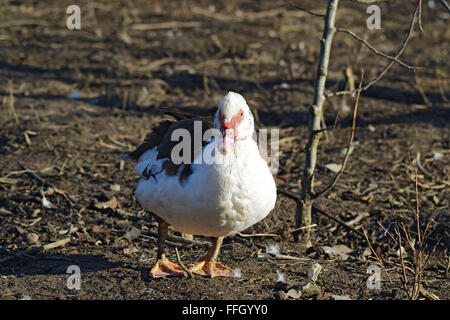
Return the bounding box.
[340,105,351,114]
[278,290,288,300]
[280,82,290,89]
[362,247,372,257]
[42,195,55,209]
[286,288,302,299]
[123,246,139,255]
[307,263,322,283]
[110,184,121,192]
[276,271,285,282]
[299,282,321,298]
[26,233,39,243]
[396,245,407,257]
[118,31,132,45]
[124,227,141,241]
[267,243,281,255]
[69,90,80,99]
[432,152,443,160]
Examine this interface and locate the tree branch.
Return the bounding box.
[313,70,364,199]
[295,0,340,242]
[336,28,416,70]
[326,0,421,98]
[312,206,367,239]
[439,0,450,14]
[286,0,325,17]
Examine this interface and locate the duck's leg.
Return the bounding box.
[188,237,235,278]
[149,218,186,278]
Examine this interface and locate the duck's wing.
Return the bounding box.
[125,108,214,183]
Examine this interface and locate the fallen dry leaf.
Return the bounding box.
[123,246,139,255]
[16,226,26,234]
[322,244,354,260]
[94,196,118,210]
[26,232,40,243]
[324,163,342,173]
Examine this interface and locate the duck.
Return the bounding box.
[125,91,277,278]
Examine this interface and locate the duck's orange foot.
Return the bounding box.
[150,258,186,278]
[187,260,235,278]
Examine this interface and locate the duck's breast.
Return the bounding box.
[135,139,277,237]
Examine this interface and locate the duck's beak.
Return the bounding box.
[219,126,235,155]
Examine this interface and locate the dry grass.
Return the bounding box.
[365,170,440,300]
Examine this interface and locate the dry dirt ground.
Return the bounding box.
[0,0,449,300]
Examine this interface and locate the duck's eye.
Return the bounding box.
[240,110,244,118]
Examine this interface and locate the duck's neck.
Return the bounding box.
[216,134,257,165]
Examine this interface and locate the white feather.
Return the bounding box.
[134,92,277,238]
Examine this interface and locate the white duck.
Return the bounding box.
[127,92,277,278]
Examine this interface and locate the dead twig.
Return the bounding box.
[364,170,438,299]
[175,247,193,278]
[9,86,19,124]
[277,189,301,202]
[420,287,440,300]
[18,163,73,204]
[336,28,416,70]
[364,230,395,284]
[18,163,54,188]
[237,232,279,238]
[132,21,201,31]
[418,0,424,32]
[0,19,48,28]
[286,0,325,17]
[269,253,311,261]
[144,231,209,248]
[279,189,364,239]
[414,76,432,106]
[312,206,367,240]
[438,0,450,14]
[0,237,71,264]
[313,70,364,199]
[193,6,311,21]
[415,152,433,179]
[140,234,186,249]
[289,224,317,233]
[326,0,421,98]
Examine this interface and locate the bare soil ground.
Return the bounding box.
[0,0,449,300]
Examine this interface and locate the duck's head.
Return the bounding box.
[214,91,254,155]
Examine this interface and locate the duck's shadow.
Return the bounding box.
[0,252,185,282]
[0,254,122,276]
